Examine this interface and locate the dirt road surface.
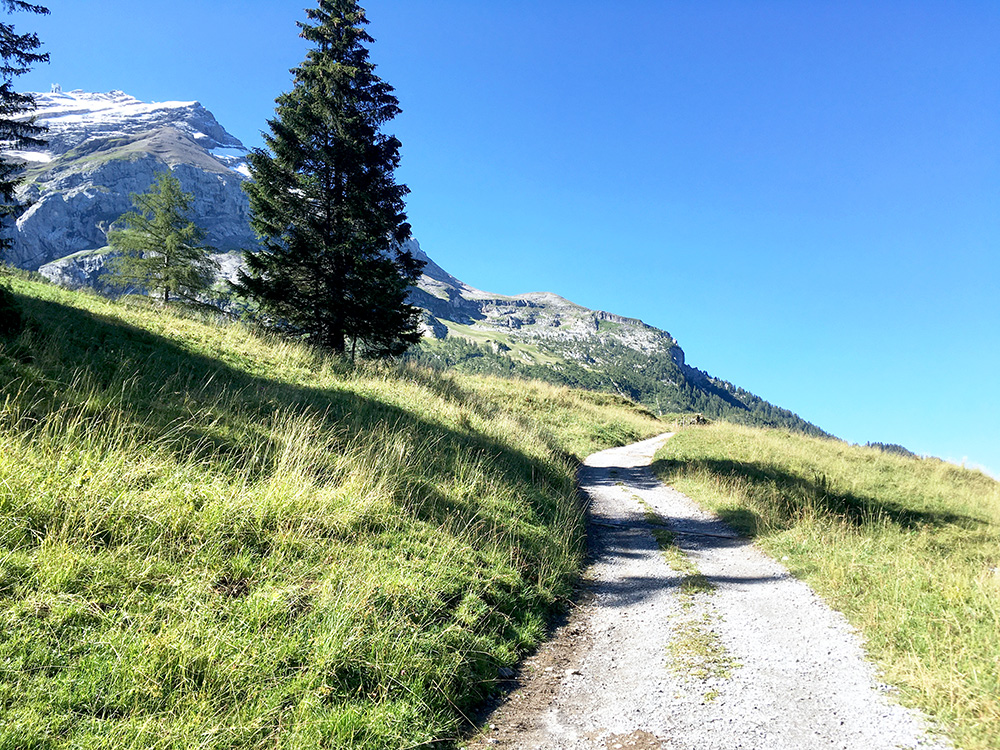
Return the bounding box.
[465,434,950,750]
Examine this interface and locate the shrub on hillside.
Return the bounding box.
[0,283,22,336]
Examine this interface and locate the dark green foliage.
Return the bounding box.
[0,0,48,258]
[866,441,918,459]
[234,0,424,358]
[408,336,518,376]
[104,172,218,304]
[0,279,21,334]
[409,335,829,436]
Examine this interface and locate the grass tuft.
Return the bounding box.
[667,615,740,683]
[638,498,738,696]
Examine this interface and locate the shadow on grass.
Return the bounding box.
[1,292,576,543]
[652,457,984,534]
[0,290,604,747]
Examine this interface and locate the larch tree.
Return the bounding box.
[233,0,424,359]
[105,171,218,305]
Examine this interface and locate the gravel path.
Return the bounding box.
[467,434,950,750]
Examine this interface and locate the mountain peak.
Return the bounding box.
[8,85,825,437]
[7,91,255,270]
[23,88,246,157]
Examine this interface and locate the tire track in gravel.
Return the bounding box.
[465,433,950,750]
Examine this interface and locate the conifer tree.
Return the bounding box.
[234,0,424,358]
[0,0,48,259]
[0,1,48,336]
[105,171,218,305]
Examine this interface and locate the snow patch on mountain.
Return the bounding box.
[4,90,256,270]
[24,89,246,157]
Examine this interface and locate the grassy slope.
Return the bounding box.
[654,423,1000,750]
[0,277,663,750]
[409,334,828,437]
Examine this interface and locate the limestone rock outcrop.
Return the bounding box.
[7,90,256,270]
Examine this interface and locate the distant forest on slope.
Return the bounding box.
[407,336,830,438]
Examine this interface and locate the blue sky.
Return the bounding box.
[16,1,1000,475]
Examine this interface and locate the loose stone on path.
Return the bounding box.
[465,434,950,750]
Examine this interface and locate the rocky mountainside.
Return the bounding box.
[4,89,825,435]
[410,244,680,352]
[6,89,254,273]
[405,241,825,434]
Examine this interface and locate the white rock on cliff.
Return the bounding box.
[6,90,257,270]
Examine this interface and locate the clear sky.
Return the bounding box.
[15,0,1000,476]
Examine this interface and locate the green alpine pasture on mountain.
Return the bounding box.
[0,275,662,749]
[5,273,997,749]
[654,423,1000,750]
[410,332,827,436]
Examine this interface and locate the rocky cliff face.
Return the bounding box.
[4,89,823,434]
[6,89,255,271]
[7,89,680,365]
[404,238,825,434]
[406,239,685,365]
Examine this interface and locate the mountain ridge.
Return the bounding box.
[7,89,826,436]
[401,239,825,435]
[7,89,254,271]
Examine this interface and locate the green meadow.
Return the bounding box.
[5,273,996,750]
[655,423,1000,750]
[0,276,662,749]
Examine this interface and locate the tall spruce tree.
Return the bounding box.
[0,0,48,260]
[235,0,424,358]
